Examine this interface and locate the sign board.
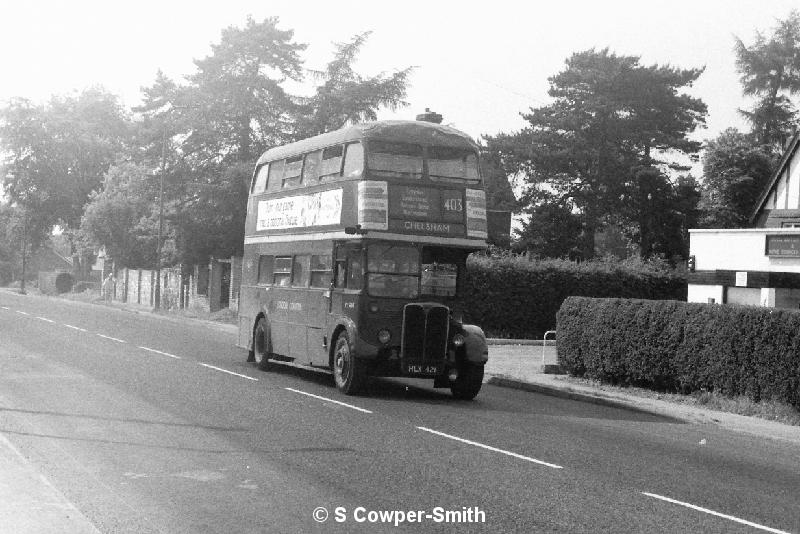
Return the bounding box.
[735,271,748,287]
[765,235,800,257]
[257,189,342,231]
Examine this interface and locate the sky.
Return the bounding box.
[1,0,799,169]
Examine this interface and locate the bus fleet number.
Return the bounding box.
[443,198,463,212]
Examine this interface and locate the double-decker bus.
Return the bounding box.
[237,119,489,399]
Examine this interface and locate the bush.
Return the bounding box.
[557,296,800,409]
[463,253,685,339]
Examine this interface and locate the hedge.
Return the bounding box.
[556,296,800,409]
[463,254,685,339]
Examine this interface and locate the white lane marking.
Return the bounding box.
[1,306,9,310]
[36,316,55,323]
[137,346,181,360]
[63,324,88,332]
[96,334,127,343]
[416,426,563,469]
[16,310,30,316]
[198,363,258,381]
[642,492,791,534]
[284,387,373,414]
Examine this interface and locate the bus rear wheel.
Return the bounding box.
[450,364,484,400]
[253,318,271,371]
[332,332,367,395]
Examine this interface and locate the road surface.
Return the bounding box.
[0,290,798,533]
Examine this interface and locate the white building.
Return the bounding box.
[688,131,800,308]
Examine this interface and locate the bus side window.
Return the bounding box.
[257,255,274,285]
[303,150,321,183]
[252,163,269,193]
[283,155,303,188]
[342,142,363,178]
[310,254,332,288]
[292,255,311,287]
[347,250,363,289]
[320,145,343,180]
[273,257,292,286]
[335,259,346,288]
[267,160,284,191]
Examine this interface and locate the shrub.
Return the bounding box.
[557,296,800,409]
[463,254,685,339]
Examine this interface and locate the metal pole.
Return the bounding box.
[155,120,167,310]
[19,209,27,295]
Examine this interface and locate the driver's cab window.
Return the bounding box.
[334,246,363,290]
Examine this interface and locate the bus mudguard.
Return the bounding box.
[461,324,489,364]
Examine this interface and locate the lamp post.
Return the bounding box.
[154,120,167,310]
[19,208,27,295]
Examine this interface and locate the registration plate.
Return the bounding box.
[405,363,440,375]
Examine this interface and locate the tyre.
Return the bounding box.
[253,318,271,371]
[450,363,484,400]
[332,332,367,395]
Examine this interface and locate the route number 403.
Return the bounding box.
[443,198,463,212]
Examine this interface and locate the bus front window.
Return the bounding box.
[421,262,457,297]
[367,244,420,298]
[367,141,423,179]
[428,147,480,183]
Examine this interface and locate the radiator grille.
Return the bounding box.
[401,303,449,362]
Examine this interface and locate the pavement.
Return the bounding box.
[2,288,800,533]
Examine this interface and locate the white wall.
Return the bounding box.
[687,284,723,304]
[689,229,800,273]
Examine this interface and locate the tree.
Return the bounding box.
[295,32,412,137]
[0,89,131,231]
[699,128,775,227]
[624,167,700,260]
[486,48,706,259]
[79,162,160,268]
[514,202,583,258]
[735,11,800,149]
[133,18,413,266]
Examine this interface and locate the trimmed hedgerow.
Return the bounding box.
[556,296,800,409]
[462,254,685,339]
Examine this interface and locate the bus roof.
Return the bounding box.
[256,120,479,165]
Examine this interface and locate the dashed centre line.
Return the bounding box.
[416,426,563,469]
[1,306,9,310]
[198,363,258,381]
[284,387,373,413]
[137,346,181,359]
[63,324,88,332]
[15,311,30,316]
[96,334,127,343]
[36,316,55,323]
[642,492,792,534]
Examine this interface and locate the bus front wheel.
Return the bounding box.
[332,332,367,395]
[253,318,271,371]
[450,364,484,400]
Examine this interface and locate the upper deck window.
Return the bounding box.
[428,147,480,183]
[368,141,423,179]
[252,164,269,194]
[321,145,344,179]
[342,142,364,178]
[283,155,303,188]
[302,151,321,183]
[267,160,284,191]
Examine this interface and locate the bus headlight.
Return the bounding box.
[378,329,391,344]
[369,302,380,313]
[452,333,465,347]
